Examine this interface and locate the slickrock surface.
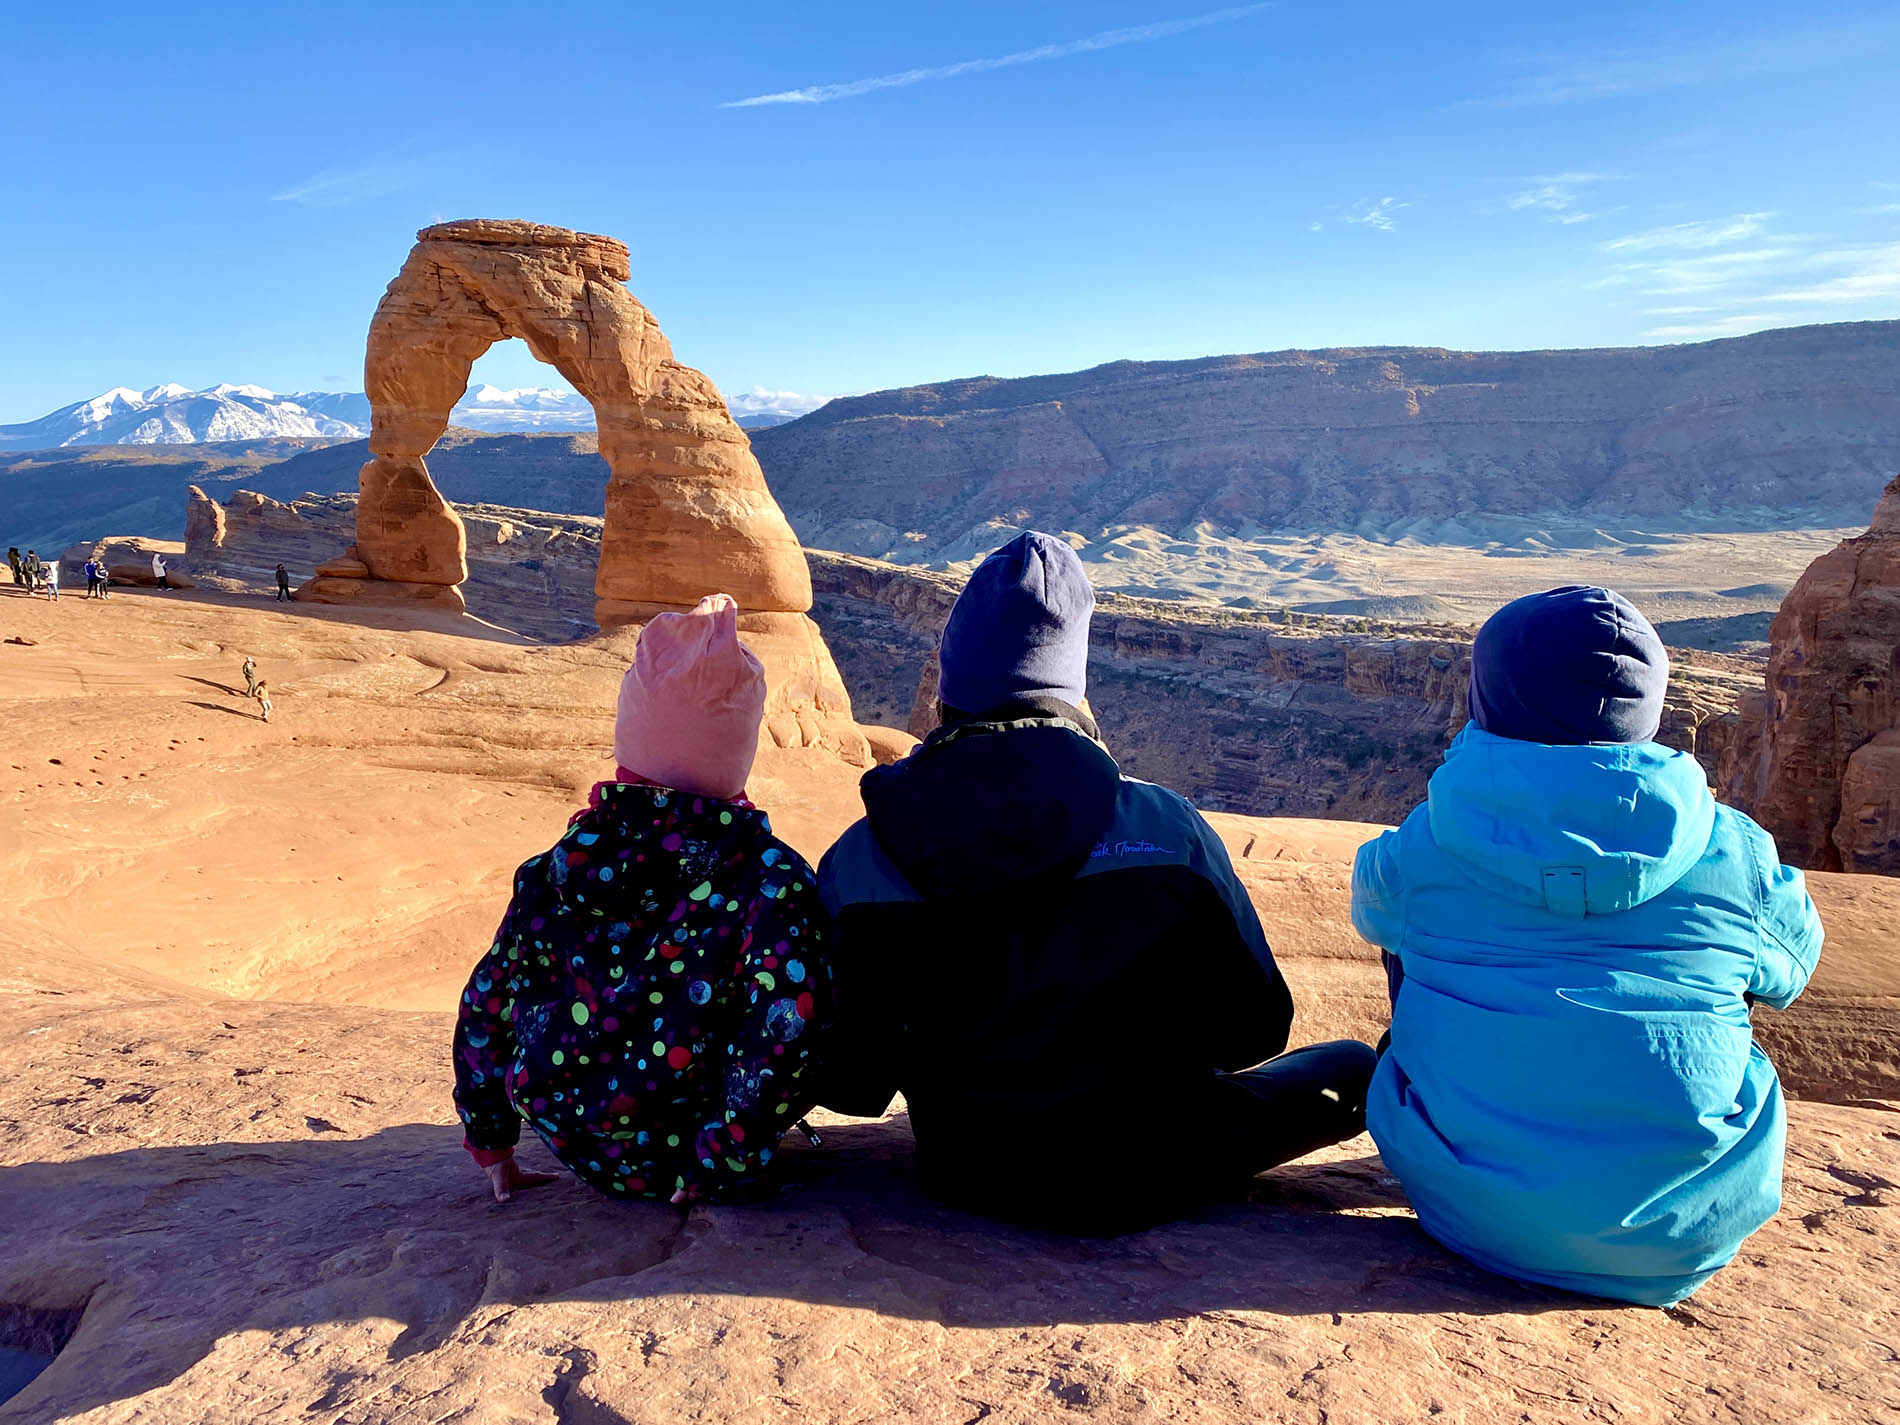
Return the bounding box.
[308,219,809,619]
[3,935,1896,1425]
[3,588,1896,1423]
[1722,473,1900,874]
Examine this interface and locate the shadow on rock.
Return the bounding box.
[0,1118,1575,1419]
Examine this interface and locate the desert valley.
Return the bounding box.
[3,205,1899,1425]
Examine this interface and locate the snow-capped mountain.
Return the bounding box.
[0,384,372,449]
[0,380,832,450]
[728,386,829,430]
[448,384,597,432]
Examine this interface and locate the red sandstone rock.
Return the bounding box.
[342,218,810,617]
[1721,472,1900,874]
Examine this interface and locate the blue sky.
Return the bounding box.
[3,1,1897,421]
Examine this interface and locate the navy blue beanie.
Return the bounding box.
[1467,585,1669,745]
[938,532,1095,714]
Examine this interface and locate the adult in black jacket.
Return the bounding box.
[817,532,1376,1234]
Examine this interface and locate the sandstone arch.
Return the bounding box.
[301,219,812,623]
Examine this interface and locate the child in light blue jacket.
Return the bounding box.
[1353,585,1822,1307]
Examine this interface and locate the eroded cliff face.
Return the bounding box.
[756,323,1900,557]
[181,488,1755,825]
[809,552,1755,825]
[1720,473,1900,874]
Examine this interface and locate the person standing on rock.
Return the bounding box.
[6,548,20,586]
[254,680,272,722]
[42,557,59,600]
[452,594,837,1206]
[1351,585,1823,1308]
[275,564,293,602]
[242,656,259,698]
[22,550,40,592]
[152,551,171,590]
[815,531,1377,1235]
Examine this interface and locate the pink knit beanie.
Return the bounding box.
[613,594,767,801]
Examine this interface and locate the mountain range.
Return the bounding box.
[9,321,1898,591]
[0,381,808,450]
[750,319,1900,561]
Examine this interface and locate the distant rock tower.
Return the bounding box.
[1720,472,1900,875]
[300,218,812,622]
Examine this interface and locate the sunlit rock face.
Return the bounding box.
[1722,472,1900,875]
[303,218,810,620]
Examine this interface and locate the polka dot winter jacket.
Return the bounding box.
[452,781,833,1201]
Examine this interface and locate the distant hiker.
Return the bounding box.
[42,558,58,600]
[453,593,836,1206]
[242,656,259,698]
[815,531,1376,1235]
[275,563,293,601]
[152,552,171,589]
[254,680,272,722]
[6,548,19,586]
[22,550,40,591]
[1352,585,1822,1308]
[82,559,102,598]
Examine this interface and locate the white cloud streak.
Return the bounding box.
[1463,20,1895,109]
[721,4,1272,109]
[1758,244,1900,304]
[1643,313,1783,340]
[271,147,481,208]
[1602,212,1774,253]
[272,161,416,208]
[1508,171,1612,213]
[1339,196,1408,231]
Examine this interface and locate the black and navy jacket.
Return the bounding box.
[816,705,1293,1231]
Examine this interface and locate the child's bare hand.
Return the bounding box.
[484,1157,560,1203]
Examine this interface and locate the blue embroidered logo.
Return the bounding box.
[1090,838,1173,859]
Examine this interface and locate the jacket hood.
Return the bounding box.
[859,716,1121,897]
[1426,727,1716,916]
[549,782,771,916]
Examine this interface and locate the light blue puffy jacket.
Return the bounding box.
[1353,727,1823,1307]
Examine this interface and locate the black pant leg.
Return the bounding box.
[1210,1039,1378,1177]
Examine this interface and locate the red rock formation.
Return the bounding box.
[1721,473,1900,874]
[301,218,810,621]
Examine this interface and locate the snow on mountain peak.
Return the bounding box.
[3,375,818,449]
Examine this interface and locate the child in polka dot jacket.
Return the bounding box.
[453,595,833,1204]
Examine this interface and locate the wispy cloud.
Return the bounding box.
[272,162,416,208]
[721,4,1271,109]
[1853,203,1900,215]
[271,148,478,208]
[1616,248,1799,295]
[1509,172,1611,212]
[1636,239,1900,337]
[1602,212,1774,253]
[1463,20,1895,109]
[1758,243,1900,304]
[1504,171,1618,224]
[1643,312,1783,340]
[1334,196,1408,232]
